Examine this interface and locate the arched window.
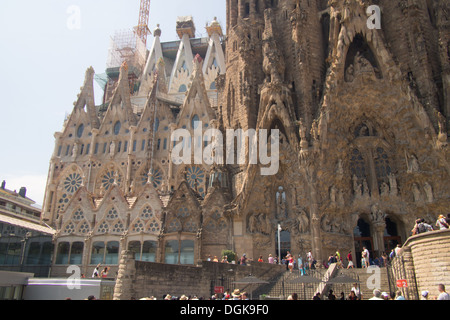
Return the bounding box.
[77,124,84,138]
[179,84,187,93]
[114,121,121,135]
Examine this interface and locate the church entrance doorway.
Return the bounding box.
[353,217,373,268]
[276,229,291,262]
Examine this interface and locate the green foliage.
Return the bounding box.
[221,249,236,263]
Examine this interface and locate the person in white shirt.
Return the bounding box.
[438,284,450,300]
[369,289,383,300]
[436,215,449,230]
[362,247,370,267]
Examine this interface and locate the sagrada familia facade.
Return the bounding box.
[41,0,450,276]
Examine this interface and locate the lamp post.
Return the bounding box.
[277,224,281,265]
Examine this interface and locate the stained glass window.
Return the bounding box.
[64,173,82,194]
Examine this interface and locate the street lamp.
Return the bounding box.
[277,224,281,265]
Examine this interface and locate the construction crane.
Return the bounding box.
[135,0,151,46]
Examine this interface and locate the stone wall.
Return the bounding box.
[394,229,450,299]
[113,250,285,300]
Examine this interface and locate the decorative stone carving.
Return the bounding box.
[424,182,433,203]
[248,212,272,236]
[295,209,310,234]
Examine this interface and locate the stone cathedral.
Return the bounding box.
[42,0,450,276]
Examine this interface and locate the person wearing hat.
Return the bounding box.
[381,292,389,300]
[436,215,449,230]
[420,291,429,300]
[232,289,241,300]
[240,254,247,266]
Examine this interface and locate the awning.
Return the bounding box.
[0,214,56,235]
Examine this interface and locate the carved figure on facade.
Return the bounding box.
[248,212,272,235]
[295,208,310,234]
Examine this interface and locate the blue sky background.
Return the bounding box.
[0,0,226,206]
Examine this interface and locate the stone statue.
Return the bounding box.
[371,204,386,223]
[363,179,370,197]
[412,183,421,202]
[353,175,362,197]
[276,186,287,220]
[110,141,116,157]
[388,174,398,196]
[296,209,310,234]
[380,182,390,196]
[424,182,433,203]
[330,186,337,203]
[407,154,420,173]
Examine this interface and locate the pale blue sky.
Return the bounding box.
[0,0,226,205]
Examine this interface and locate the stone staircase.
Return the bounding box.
[255,265,391,300]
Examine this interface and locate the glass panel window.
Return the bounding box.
[70,242,84,265]
[128,241,141,260]
[26,242,41,265]
[142,241,157,262]
[105,241,119,265]
[180,240,194,265]
[40,242,53,265]
[55,242,70,265]
[165,240,179,265]
[90,241,105,265]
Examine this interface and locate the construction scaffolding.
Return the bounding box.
[106,29,147,76]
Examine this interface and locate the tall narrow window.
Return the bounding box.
[114,121,121,135]
[77,124,84,138]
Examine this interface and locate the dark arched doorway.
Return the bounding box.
[353,217,374,268]
[276,229,291,262]
[384,217,401,253]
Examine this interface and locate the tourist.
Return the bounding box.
[381,252,388,267]
[436,215,449,230]
[348,291,357,300]
[412,218,433,235]
[298,255,305,276]
[347,251,354,269]
[92,263,101,278]
[221,255,228,263]
[369,289,383,300]
[307,250,314,270]
[394,244,402,256]
[351,283,362,300]
[362,247,370,268]
[437,284,450,300]
[395,290,406,300]
[213,256,219,262]
[241,292,249,300]
[268,254,274,264]
[313,292,321,300]
[287,253,294,273]
[240,253,247,266]
[100,266,109,278]
[258,255,263,262]
[389,249,395,260]
[232,289,241,300]
[420,290,429,300]
[328,290,336,300]
[381,292,389,300]
[291,293,298,300]
[339,292,345,300]
[222,289,231,300]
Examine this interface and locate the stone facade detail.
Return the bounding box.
[42,1,449,275]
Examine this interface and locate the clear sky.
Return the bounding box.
[0,0,226,206]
